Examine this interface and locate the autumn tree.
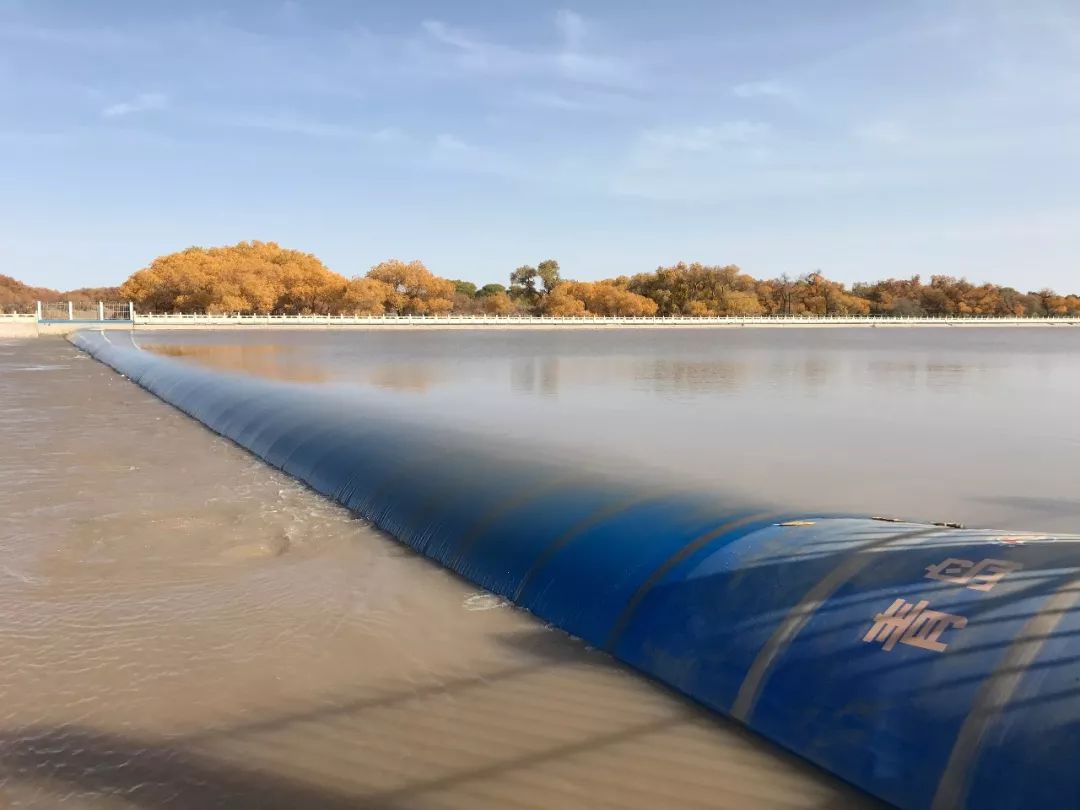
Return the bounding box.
[120,241,345,314]
[341,277,394,315]
[366,259,455,315]
[799,272,870,316]
[545,281,658,317]
[1,274,56,312]
[481,291,518,315]
[510,259,561,312]
[541,286,587,316]
[626,262,763,315]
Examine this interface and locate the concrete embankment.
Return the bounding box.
[0,318,38,338]
[10,314,1080,334]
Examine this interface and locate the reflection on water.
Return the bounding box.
[635,358,748,394]
[511,357,560,398]
[140,330,1010,400]
[147,343,329,384]
[140,328,1080,533]
[1,338,873,809]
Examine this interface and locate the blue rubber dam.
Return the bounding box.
[72,330,1080,809]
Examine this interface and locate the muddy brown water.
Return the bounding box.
[0,337,874,808]
[141,327,1080,533]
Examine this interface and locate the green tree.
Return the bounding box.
[537,259,562,294]
[509,265,539,302]
[450,279,477,297]
[477,283,507,297]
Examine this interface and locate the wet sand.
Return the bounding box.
[0,337,874,809]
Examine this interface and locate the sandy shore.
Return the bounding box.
[0,336,875,809]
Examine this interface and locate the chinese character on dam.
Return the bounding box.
[863,599,968,652]
[924,557,1022,591]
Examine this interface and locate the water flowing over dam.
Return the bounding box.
[68,328,1080,809]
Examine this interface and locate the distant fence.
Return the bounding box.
[37,301,132,322]
[6,306,1080,330]
[131,312,1080,327]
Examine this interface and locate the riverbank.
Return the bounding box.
[6,312,1080,336]
[0,336,872,809]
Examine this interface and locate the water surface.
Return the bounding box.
[143,327,1080,533]
[0,337,870,808]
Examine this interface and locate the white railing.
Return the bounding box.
[129,312,1080,327]
[0,313,37,321]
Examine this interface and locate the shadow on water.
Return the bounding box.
[0,629,881,809]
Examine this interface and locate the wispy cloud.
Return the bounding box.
[554,9,587,50]
[612,119,917,202]
[515,88,634,114]
[639,121,771,152]
[731,80,792,99]
[0,20,144,50]
[220,112,358,138]
[214,113,406,143]
[101,92,168,118]
[629,121,771,170]
[853,120,908,145]
[419,9,637,88]
[429,132,525,180]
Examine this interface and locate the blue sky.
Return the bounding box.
[2,0,1078,290]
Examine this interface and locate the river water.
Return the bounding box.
[144,327,1080,532]
[3,327,1079,808]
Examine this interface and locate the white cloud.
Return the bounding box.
[853,120,908,145]
[420,19,479,53]
[217,113,405,142]
[555,9,586,49]
[419,10,637,88]
[101,92,168,117]
[520,90,590,111]
[429,132,524,180]
[220,112,357,138]
[732,80,791,99]
[626,121,773,176]
[434,132,469,152]
[368,126,403,143]
[639,121,771,153]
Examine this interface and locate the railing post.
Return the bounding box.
[35,300,42,321]
[67,301,73,320]
[130,301,136,321]
[98,301,104,321]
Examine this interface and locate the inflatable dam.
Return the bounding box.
[72,329,1080,809]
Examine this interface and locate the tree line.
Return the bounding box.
[1,274,121,313]
[6,241,1079,318]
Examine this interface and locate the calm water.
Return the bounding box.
[143,327,1080,533]
[0,336,873,809]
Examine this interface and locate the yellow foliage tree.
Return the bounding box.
[557,281,658,316]
[341,277,394,315]
[119,241,345,315]
[366,260,455,315]
[541,287,587,317]
[481,291,519,315]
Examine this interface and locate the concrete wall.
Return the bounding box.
[0,318,38,338]
[36,321,133,336]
